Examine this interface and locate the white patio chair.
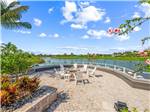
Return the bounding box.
[75,72,84,85]
[73,63,78,70]
[54,68,71,80]
[80,64,88,73]
[54,68,65,79]
[60,64,65,71]
[88,66,97,77]
[63,73,71,81]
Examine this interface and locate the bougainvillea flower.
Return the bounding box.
[107,27,121,34]
[145,59,150,65]
[107,28,113,34]
[114,28,120,33]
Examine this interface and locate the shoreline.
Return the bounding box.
[42,56,147,61]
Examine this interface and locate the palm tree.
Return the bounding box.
[0,0,31,29]
[1,42,17,55]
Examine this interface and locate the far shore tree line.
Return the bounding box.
[37,50,150,58]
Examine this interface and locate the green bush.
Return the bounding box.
[1,43,44,75]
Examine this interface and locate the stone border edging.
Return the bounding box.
[14,87,57,112]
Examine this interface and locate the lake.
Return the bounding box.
[42,58,143,70]
[35,58,150,79]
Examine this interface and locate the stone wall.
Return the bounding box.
[14,88,57,112]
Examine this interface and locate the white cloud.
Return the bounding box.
[58,46,88,50]
[76,6,105,27]
[49,33,60,38]
[104,17,111,23]
[109,45,142,53]
[70,23,87,29]
[53,33,59,38]
[133,26,141,32]
[115,34,130,41]
[132,12,141,18]
[132,3,150,19]
[39,33,60,38]
[33,18,42,26]
[82,35,89,39]
[82,29,130,41]
[86,29,112,39]
[62,1,77,21]
[109,47,126,52]
[139,3,150,17]
[14,30,31,34]
[61,2,106,29]
[48,7,54,14]
[39,33,47,37]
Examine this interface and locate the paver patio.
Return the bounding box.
[38,70,150,112]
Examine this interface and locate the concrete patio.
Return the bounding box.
[37,69,150,112]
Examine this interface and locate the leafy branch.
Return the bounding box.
[119,17,150,35]
[139,0,150,4]
[118,0,150,45]
[141,37,150,45]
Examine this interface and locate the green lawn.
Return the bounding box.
[49,55,147,61]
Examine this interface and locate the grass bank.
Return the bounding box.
[49,55,147,61]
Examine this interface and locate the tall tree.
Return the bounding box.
[0,0,31,29]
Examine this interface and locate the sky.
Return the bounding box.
[1,0,150,54]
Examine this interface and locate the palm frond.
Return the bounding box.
[1,6,29,23]
[2,21,32,29]
[1,10,21,22]
[0,0,32,29]
[7,1,20,9]
[11,6,29,14]
[0,0,7,15]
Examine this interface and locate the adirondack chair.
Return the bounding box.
[60,64,65,71]
[80,64,88,73]
[54,68,65,79]
[88,67,97,77]
[73,63,78,70]
[75,72,84,85]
